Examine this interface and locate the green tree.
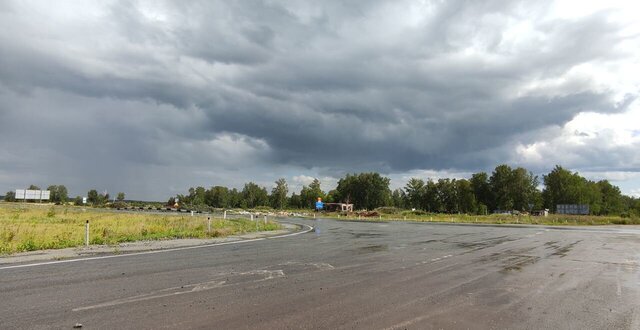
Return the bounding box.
[116,192,125,201]
[324,189,338,203]
[300,179,325,209]
[228,188,242,208]
[186,186,206,206]
[205,186,230,208]
[404,178,425,210]
[391,188,406,209]
[423,180,439,212]
[597,180,623,215]
[455,179,476,214]
[270,178,288,209]
[241,182,268,208]
[87,189,99,205]
[289,193,302,209]
[435,178,457,213]
[470,172,492,211]
[74,196,84,206]
[543,165,589,212]
[4,191,16,202]
[47,185,69,205]
[510,167,539,211]
[490,164,514,211]
[543,165,576,211]
[335,172,391,210]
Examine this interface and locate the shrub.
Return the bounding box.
[375,207,402,214]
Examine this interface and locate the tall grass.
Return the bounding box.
[0,204,280,255]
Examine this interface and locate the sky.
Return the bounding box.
[1,0,639,201]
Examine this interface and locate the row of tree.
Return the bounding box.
[172,165,640,216]
[4,165,639,216]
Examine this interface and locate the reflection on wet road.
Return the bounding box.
[2,218,640,329]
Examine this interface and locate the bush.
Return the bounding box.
[4,191,16,202]
[375,207,402,215]
[401,210,427,216]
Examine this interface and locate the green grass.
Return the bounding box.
[312,210,640,226]
[0,203,280,255]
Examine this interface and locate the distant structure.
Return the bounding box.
[15,189,50,202]
[322,203,354,212]
[531,209,549,217]
[556,204,589,215]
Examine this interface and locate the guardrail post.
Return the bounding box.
[85,220,89,247]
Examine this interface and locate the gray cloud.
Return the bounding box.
[0,0,638,199]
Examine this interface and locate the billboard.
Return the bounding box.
[556,204,589,215]
[15,189,50,200]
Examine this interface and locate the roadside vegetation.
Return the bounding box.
[4,164,640,230]
[311,207,639,226]
[0,204,280,255]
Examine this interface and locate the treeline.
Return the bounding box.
[174,165,640,216]
[5,164,639,217]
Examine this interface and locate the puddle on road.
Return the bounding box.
[501,255,541,272]
[350,232,386,238]
[545,240,582,257]
[455,236,516,251]
[409,239,440,245]
[353,244,389,254]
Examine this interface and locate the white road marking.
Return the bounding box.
[73,269,286,312]
[0,223,314,271]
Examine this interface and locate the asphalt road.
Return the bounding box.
[2,218,640,330]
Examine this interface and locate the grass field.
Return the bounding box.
[0,203,280,255]
[315,210,640,226]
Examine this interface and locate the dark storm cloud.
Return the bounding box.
[0,0,638,199]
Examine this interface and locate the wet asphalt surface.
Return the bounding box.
[1,218,640,329]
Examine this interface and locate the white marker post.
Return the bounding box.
[223,210,227,219]
[207,216,211,233]
[85,220,89,247]
[264,215,267,225]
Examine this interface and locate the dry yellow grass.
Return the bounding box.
[0,203,280,254]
